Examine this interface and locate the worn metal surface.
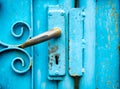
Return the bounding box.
[0,0,119,89]
[69,8,83,77]
[19,28,61,48]
[48,6,66,80]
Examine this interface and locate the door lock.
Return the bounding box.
[19,6,66,81]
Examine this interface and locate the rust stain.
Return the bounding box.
[49,62,53,70]
[69,39,70,43]
[110,2,119,24]
[106,80,111,85]
[115,12,119,19]
[115,23,119,33]
[111,7,115,17]
[69,67,70,71]
[49,46,58,53]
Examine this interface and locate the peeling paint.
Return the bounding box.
[106,80,111,85]
[49,46,58,53]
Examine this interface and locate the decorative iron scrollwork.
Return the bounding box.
[0,22,32,74]
[0,21,31,46]
[11,22,30,38]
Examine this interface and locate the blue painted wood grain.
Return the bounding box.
[96,0,119,89]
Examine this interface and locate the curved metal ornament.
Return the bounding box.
[0,48,32,74]
[0,21,31,46]
[0,22,32,74]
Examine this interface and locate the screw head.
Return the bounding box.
[55,70,59,75]
[81,11,86,17]
[48,12,52,16]
[82,39,86,44]
[61,12,65,16]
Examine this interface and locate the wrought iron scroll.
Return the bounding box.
[0,22,32,74]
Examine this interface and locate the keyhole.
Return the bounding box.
[55,55,59,65]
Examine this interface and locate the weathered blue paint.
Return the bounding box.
[96,0,119,89]
[79,0,96,89]
[0,1,32,89]
[69,8,83,76]
[33,0,57,89]
[0,0,119,89]
[48,6,66,80]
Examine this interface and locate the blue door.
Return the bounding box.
[0,0,119,89]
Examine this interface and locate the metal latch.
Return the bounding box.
[69,8,86,77]
[48,6,66,80]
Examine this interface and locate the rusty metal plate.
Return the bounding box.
[48,6,66,80]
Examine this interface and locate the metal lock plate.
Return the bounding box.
[48,6,66,80]
[69,8,85,76]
